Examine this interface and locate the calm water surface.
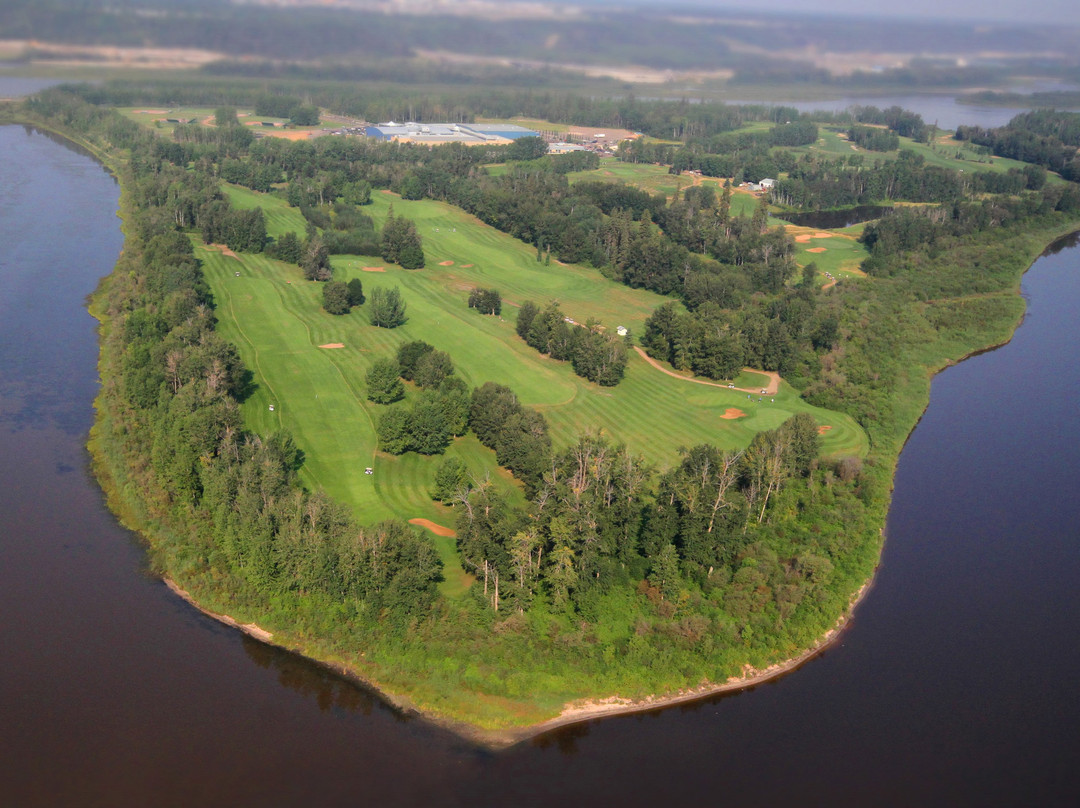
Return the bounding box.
[1,127,1078,807]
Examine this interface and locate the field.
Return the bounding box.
[567,158,760,214]
[203,186,868,563]
[787,124,1060,179]
[117,107,332,139]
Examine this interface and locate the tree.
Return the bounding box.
[381,207,425,269]
[413,349,453,389]
[468,287,502,315]
[431,458,467,502]
[346,277,365,306]
[506,136,548,162]
[365,358,404,404]
[515,300,539,340]
[322,281,351,315]
[396,341,434,380]
[289,105,320,126]
[301,236,332,281]
[369,286,407,328]
[376,406,412,454]
[270,231,302,264]
[214,107,238,127]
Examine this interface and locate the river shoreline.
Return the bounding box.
[161,570,876,749]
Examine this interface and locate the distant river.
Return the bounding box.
[2,126,1079,807]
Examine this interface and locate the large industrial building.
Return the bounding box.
[364,122,540,145]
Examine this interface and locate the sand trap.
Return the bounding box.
[795,234,812,243]
[461,264,474,268]
[720,408,746,419]
[362,266,385,272]
[807,247,827,253]
[438,260,455,266]
[817,425,833,434]
[813,232,833,239]
[409,518,457,538]
[319,343,345,349]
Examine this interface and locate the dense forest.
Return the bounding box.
[20,85,1080,727]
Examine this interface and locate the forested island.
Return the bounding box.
[8,83,1080,742]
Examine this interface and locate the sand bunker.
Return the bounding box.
[807,247,827,253]
[438,260,455,266]
[319,343,345,349]
[720,408,746,420]
[461,264,474,268]
[817,425,833,434]
[409,518,457,538]
[795,234,813,243]
[361,266,385,272]
[813,232,833,239]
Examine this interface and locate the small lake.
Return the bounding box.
[2,126,1079,806]
[777,204,892,229]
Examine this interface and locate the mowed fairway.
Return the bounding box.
[205,186,868,537]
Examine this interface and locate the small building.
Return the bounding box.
[759,178,776,189]
[616,325,628,337]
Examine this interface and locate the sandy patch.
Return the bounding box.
[361,266,386,272]
[319,343,345,349]
[807,247,827,253]
[461,264,474,268]
[817,425,833,434]
[438,260,455,266]
[135,110,168,115]
[208,243,238,258]
[813,232,833,239]
[259,130,313,141]
[795,234,812,243]
[720,408,746,419]
[409,518,457,538]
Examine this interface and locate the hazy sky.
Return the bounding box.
[613,0,1080,26]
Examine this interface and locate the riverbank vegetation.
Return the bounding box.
[15,84,1080,732]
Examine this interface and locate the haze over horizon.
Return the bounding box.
[592,0,1080,27]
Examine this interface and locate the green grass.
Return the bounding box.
[206,185,868,539]
[116,106,332,139]
[566,158,758,214]
[784,125,1063,181]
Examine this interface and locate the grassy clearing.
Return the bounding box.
[566,157,759,214]
[786,125,1060,180]
[117,106,332,139]
[206,186,868,536]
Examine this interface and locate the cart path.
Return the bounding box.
[633,346,781,395]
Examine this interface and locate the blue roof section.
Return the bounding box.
[468,124,540,139]
[363,123,540,143]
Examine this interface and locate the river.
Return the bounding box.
[1,126,1079,807]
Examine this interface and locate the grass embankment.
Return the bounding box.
[206,186,866,542]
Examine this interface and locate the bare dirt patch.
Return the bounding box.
[318,343,345,349]
[807,247,827,253]
[438,260,455,266]
[208,243,238,258]
[361,266,386,272]
[409,518,457,538]
[720,408,746,419]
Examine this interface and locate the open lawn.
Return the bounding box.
[117,106,332,139]
[787,125,1063,180]
[206,186,868,551]
[567,158,758,214]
